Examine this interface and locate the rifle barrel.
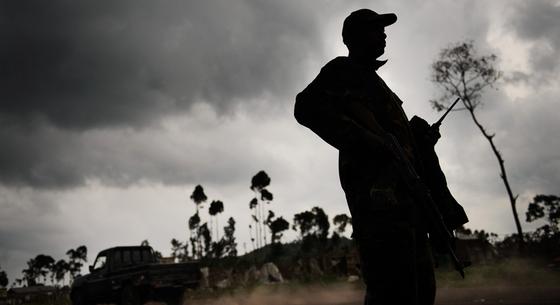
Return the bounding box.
[432,97,461,128]
[386,134,466,278]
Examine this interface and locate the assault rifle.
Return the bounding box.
[340,95,467,278]
[431,97,461,130]
[385,133,466,278]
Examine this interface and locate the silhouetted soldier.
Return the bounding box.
[294,9,464,305]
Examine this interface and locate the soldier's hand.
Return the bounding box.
[426,126,441,145]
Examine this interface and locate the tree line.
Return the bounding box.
[2,174,558,289]
[168,170,353,262]
[1,170,355,289]
[1,246,88,288]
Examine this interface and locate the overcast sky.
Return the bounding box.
[1,0,559,284]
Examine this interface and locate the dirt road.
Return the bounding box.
[186,285,560,305]
[435,286,560,305]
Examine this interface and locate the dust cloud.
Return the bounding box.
[141,280,560,305]
[185,283,362,305]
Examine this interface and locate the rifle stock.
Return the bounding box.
[385,134,466,278]
[341,96,467,278]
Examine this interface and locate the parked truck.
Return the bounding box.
[71,246,200,305]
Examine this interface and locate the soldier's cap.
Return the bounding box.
[342,9,397,45]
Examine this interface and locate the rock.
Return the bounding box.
[199,267,209,289]
[215,279,230,289]
[259,262,284,283]
[244,265,261,283]
[308,258,323,277]
[291,259,304,278]
[347,275,360,282]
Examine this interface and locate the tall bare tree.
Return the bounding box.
[190,185,207,213]
[189,185,207,259]
[209,200,224,241]
[188,212,201,259]
[198,223,212,258]
[223,217,238,257]
[430,40,523,247]
[250,170,273,248]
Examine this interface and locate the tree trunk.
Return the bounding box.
[216,216,220,241]
[464,99,525,251]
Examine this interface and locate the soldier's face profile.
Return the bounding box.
[364,27,387,58]
[349,26,387,59]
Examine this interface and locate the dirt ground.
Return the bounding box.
[180,284,560,305]
[436,286,560,305]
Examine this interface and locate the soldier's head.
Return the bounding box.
[342,9,397,59]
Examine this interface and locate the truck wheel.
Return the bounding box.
[162,294,182,305]
[70,290,89,305]
[160,289,184,305]
[120,285,144,305]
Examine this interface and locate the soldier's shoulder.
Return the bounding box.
[316,57,359,86]
[320,56,353,74]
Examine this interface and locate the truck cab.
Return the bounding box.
[71,246,200,305]
[89,246,157,274]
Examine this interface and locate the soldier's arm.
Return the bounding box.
[294,66,389,155]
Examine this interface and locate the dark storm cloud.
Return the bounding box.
[505,0,560,83]
[0,112,287,188]
[0,0,326,188]
[491,90,560,194]
[0,121,84,188]
[0,0,321,130]
[495,0,560,195]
